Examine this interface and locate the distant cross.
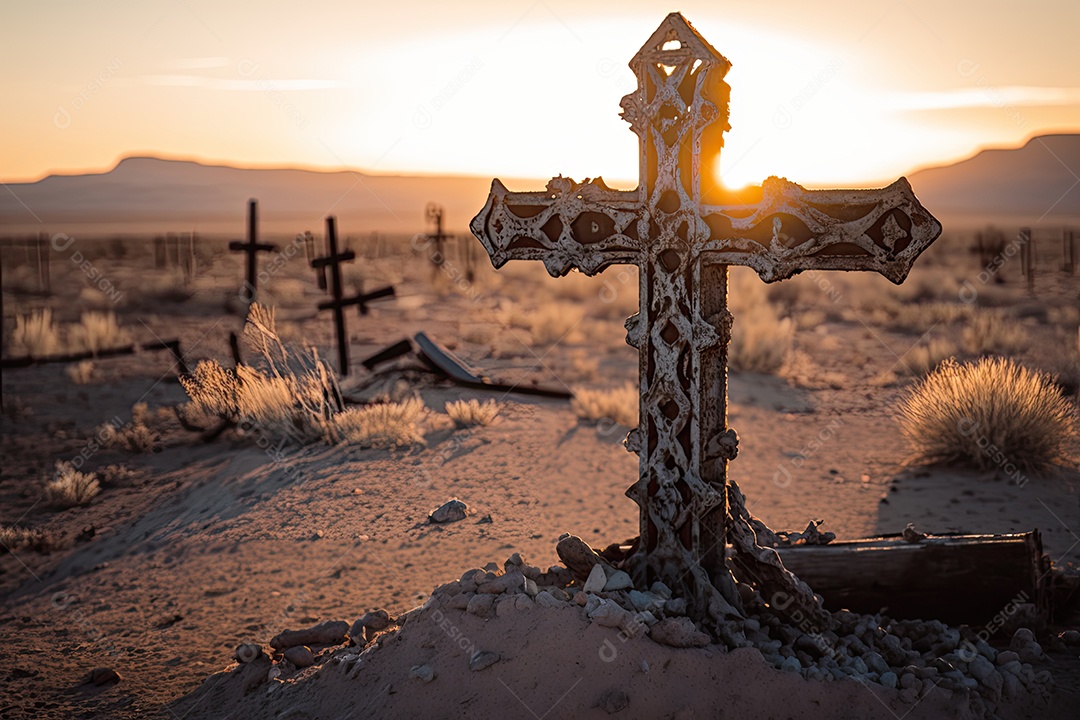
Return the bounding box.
[312,216,395,376]
[472,13,942,629]
[229,199,277,304]
[423,203,453,270]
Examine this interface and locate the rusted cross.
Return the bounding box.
[423,203,454,270]
[312,216,395,376]
[471,13,942,631]
[230,199,277,304]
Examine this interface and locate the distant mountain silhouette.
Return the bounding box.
[908,134,1080,227]
[1,134,1077,237]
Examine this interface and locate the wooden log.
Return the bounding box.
[776,531,1048,626]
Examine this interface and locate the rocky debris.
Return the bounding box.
[84,667,121,686]
[583,564,607,593]
[283,646,315,668]
[270,620,349,651]
[238,547,1055,718]
[902,523,928,543]
[469,650,500,671]
[350,610,393,645]
[556,534,605,580]
[598,688,629,714]
[234,643,264,664]
[1059,630,1080,646]
[429,499,467,524]
[650,617,710,648]
[1009,628,1044,663]
[409,664,435,683]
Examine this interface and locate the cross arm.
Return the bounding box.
[697,176,942,284]
[311,250,356,269]
[229,240,277,253]
[470,176,644,277]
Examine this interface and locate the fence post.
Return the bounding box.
[1019,227,1034,292]
[1063,228,1075,275]
[36,232,50,293]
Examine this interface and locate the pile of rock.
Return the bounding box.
[231,534,1057,718]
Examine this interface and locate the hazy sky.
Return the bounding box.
[3,0,1078,187]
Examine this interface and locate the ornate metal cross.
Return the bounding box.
[312,216,395,376]
[471,13,941,631]
[230,199,278,304]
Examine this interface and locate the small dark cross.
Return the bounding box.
[423,203,453,269]
[229,199,277,303]
[312,216,395,375]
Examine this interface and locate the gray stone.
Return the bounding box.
[283,646,314,668]
[780,656,801,673]
[969,655,995,682]
[649,617,710,648]
[1060,629,1080,646]
[469,650,500,671]
[1016,641,1044,664]
[880,671,898,689]
[235,643,264,664]
[1009,628,1036,650]
[589,600,632,629]
[649,582,672,599]
[899,671,915,689]
[996,650,1019,666]
[449,592,473,610]
[603,570,633,592]
[271,620,349,651]
[514,594,533,611]
[664,598,688,616]
[863,651,889,676]
[409,664,435,682]
[1002,670,1023,700]
[429,499,467,523]
[466,593,495,617]
[534,591,564,609]
[598,688,629,714]
[583,564,607,594]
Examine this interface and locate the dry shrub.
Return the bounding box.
[902,337,959,376]
[960,310,1028,356]
[572,383,638,427]
[66,360,98,385]
[897,357,1076,471]
[891,303,973,334]
[0,525,62,553]
[445,399,500,427]
[333,398,426,447]
[530,303,584,346]
[70,311,131,354]
[13,308,61,357]
[181,304,342,445]
[729,269,793,374]
[99,403,158,453]
[44,461,101,508]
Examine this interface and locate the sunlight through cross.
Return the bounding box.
[471,13,942,628]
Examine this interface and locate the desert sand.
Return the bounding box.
[1,229,1078,719]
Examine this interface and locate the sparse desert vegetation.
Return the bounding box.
[12,308,61,357]
[571,383,638,427]
[897,357,1077,471]
[445,398,500,427]
[332,398,426,447]
[43,461,101,508]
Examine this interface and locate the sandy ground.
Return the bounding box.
[1,235,1078,718]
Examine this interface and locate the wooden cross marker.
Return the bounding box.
[472,13,942,631]
[312,216,395,376]
[423,203,453,269]
[229,199,277,303]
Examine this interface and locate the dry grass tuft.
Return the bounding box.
[891,303,973,334]
[13,309,61,357]
[181,304,343,445]
[902,337,959,376]
[445,399,501,428]
[729,269,793,374]
[897,357,1076,471]
[44,461,101,508]
[70,311,131,354]
[572,383,638,427]
[961,310,1028,356]
[332,398,426,447]
[0,525,62,553]
[65,360,98,385]
[529,302,583,346]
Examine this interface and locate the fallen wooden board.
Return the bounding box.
[414,332,572,399]
[775,531,1049,626]
[1,339,189,374]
